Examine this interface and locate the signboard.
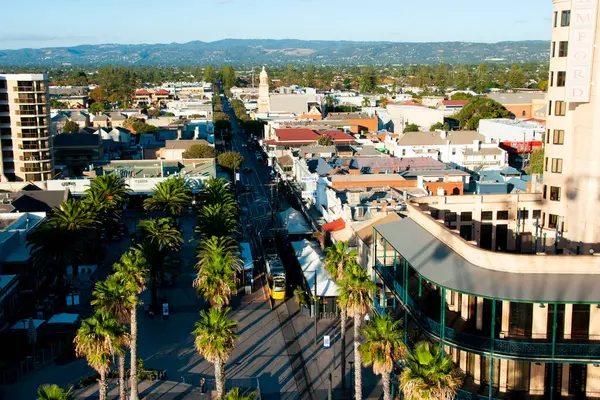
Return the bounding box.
[301,176,317,183]
[566,0,599,102]
[302,191,317,199]
[323,335,331,348]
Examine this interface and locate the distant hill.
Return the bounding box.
[0,39,550,67]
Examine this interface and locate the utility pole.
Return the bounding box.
[314,269,318,346]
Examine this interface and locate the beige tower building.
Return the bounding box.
[545,0,600,254]
[257,66,270,113]
[0,74,53,182]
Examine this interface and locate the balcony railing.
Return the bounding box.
[15,108,47,116]
[17,132,49,139]
[14,84,45,92]
[19,154,51,162]
[15,96,46,104]
[374,263,600,361]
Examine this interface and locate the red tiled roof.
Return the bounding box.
[154,89,170,95]
[441,100,469,106]
[319,130,355,143]
[322,218,345,232]
[275,128,319,142]
[135,89,150,96]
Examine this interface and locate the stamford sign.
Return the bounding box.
[566,0,599,102]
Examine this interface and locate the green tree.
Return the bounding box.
[50,99,67,109]
[136,218,183,309]
[474,63,489,93]
[223,388,257,400]
[362,97,371,107]
[538,80,549,91]
[97,66,138,106]
[434,63,449,88]
[36,384,73,400]
[359,67,378,93]
[403,123,420,133]
[131,120,158,134]
[192,308,238,400]
[29,199,97,285]
[143,177,192,218]
[147,108,161,117]
[338,263,376,400]
[316,135,333,146]
[204,66,216,84]
[430,122,450,131]
[62,120,80,134]
[196,203,238,239]
[87,174,130,212]
[92,273,138,400]
[360,314,406,400]
[450,93,474,101]
[527,149,544,174]
[112,250,148,400]
[194,238,239,309]
[304,65,316,87]
[507,64,526,88]
[89,101,109,114]
[324,241,358,390]
[453,66,470,90]
[222,65,236,90]
[217,151,244,171]
[197,177,235,208]
[74,311,127,400]
[399,341,463,400]
[455,97,510,130]
[182,144,216,159]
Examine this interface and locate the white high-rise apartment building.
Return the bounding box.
[0,74,53,182]
[545,0,600,254]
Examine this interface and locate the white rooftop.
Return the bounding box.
[292,239,339,298]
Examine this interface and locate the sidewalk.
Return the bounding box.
[283,298,382,400]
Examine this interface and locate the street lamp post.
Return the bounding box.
[314,269,318,346]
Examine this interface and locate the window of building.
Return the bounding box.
[497,210,509,220]
[550,186,561,201]
[445,212,457,225]
[554,11,558,27]
[0,80,6,89]
[0,93,7,101]
[549,214,559,229]
[555,101,566,116]
[532,210,542,219]
[548,100,552,115]
[556,71,566,87]
[519,210,529,220]
[558,41,569,57]
[452,148,456,155]
[430,210,439,219]
[551,158,563,173]
[402,149,406,156]
[546,129,551,144]
[461,212,472,222]
[552,42,556,57]
[543,185,547,199]
[545,157,549,172]
[561,10,571,26]
[550,71,554,87]
[481,211,493,221]
[553,129,565,145]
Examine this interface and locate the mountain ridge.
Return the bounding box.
[0,38,551,66]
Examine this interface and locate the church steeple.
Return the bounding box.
[258,66,270,113]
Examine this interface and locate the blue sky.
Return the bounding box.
[0,0,552,49]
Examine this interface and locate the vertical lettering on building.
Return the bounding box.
[566,0,598,102]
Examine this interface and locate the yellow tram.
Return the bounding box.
[266,256,286,300]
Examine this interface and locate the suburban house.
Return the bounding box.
[325,112,379,134]
[487,92,546,119]
[437,100,469,115]
[386,103,444,133]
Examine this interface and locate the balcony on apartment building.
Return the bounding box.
[18,152,51,162]
[16,118,47,128]
[15,95,47,104]
[17,129,49,139]
[14,83,46,93]
[14,106,47,116]
[18,141,49,151]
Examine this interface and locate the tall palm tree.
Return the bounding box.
[338,262,375,400]
[112,249,148,400]
[36,384,72,400]
[360,314,406,400]
[29,199,97,282]
[399,341,463,400]
[91,274,137,400]
[74,311,127,400]
[192,308,238,400]
[324,240,358,391]
[88,174,130,210]
[143,177,192,218]
[198,177,235,208]
[223,388,257,400]
[196,236,240,270]
[136,218,182,309]
[195,203,238,239]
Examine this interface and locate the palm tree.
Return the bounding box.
[136,218,182,310]
[338,262,375,400]
[196,203,238,239]
[143,177,192,218]
[324,240,358,391]
[196,236,240,270]
[223,388,257,400]
[360,314,406,400]
[112,249,148,400]
[198,177,235,208]
[36,384,72,400]
[74,311,127,400]
[29,199,97,283]
[192,308,238,399]
[88,174,130,210]
[91,273,137,400]
[399,341,463,400]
